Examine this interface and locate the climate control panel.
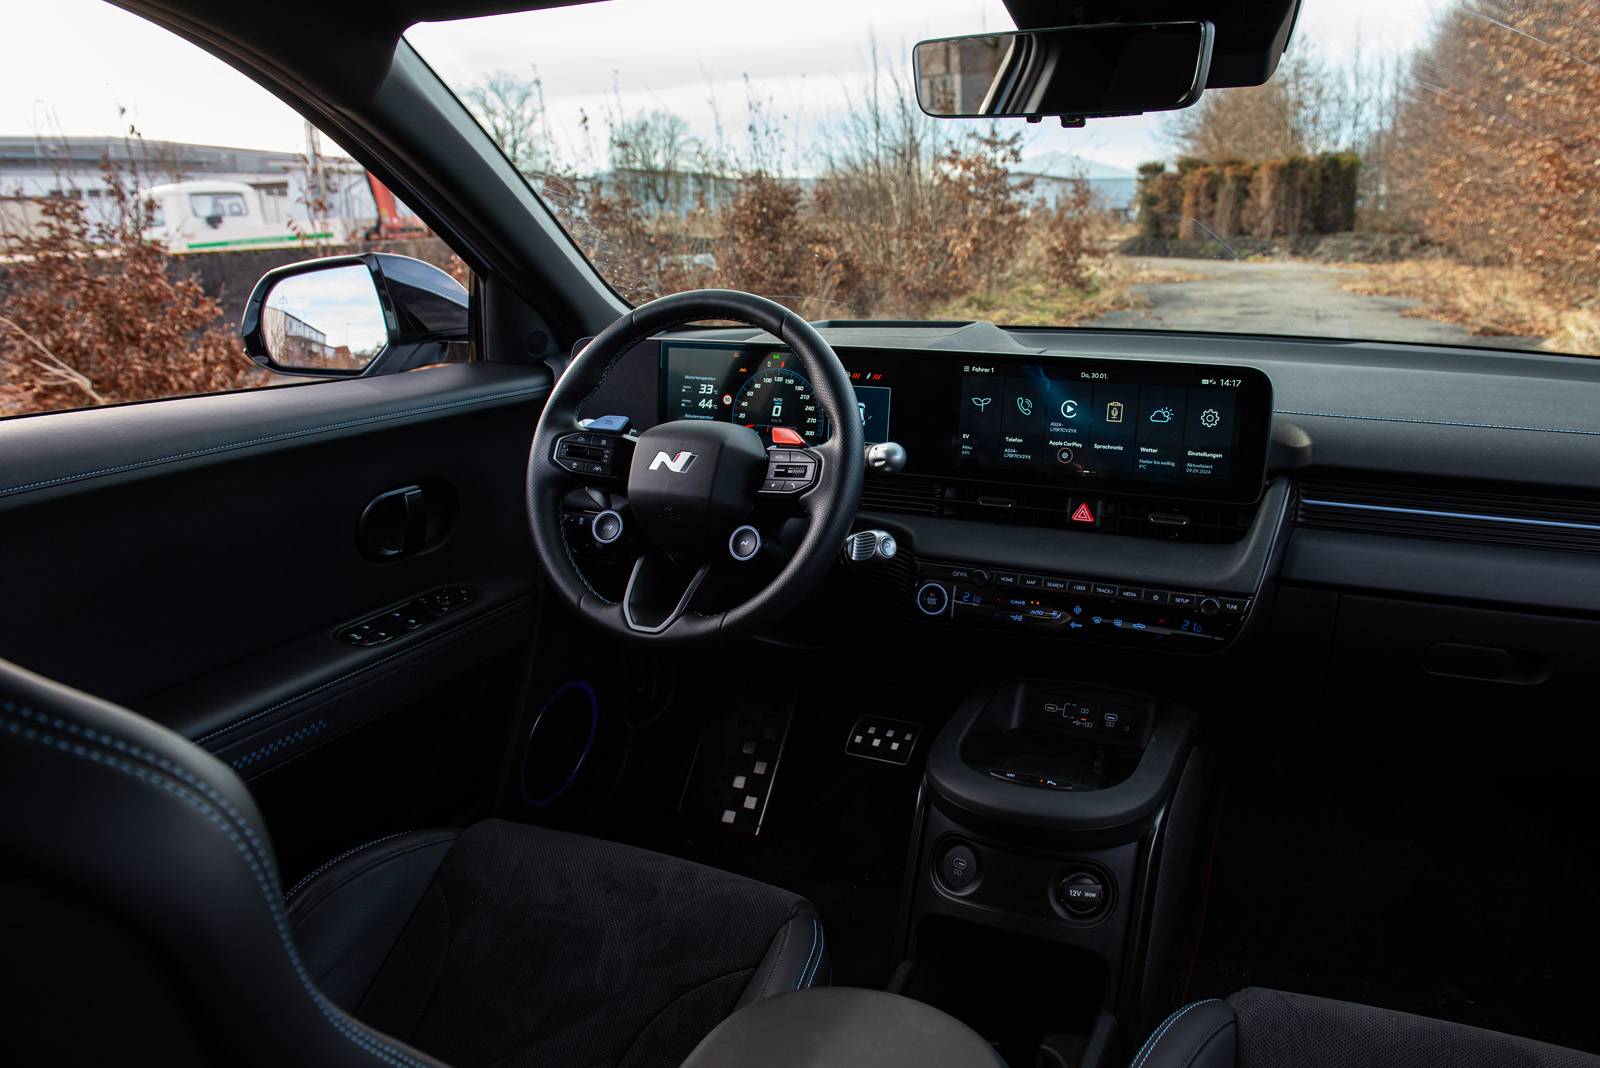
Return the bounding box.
[914,560,1251,647]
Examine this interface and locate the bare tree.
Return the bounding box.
[462,69,554,175]
[1163,44,1403,162]
[608,110,701,210]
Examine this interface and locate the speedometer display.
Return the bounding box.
[734,366,823,443]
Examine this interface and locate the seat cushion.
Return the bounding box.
[287,819,825,1068]
[1133,989,1600,1068]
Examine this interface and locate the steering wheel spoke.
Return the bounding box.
[621,550,713,634]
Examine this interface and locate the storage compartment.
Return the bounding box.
[957,681,1154,792]
[896,917,1111,1067]
[1331,594,1600,703]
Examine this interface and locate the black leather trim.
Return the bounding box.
[288,830,460,1014]
[136,574,533,755]
[0,655,449,1068]
[0,362,549,508]
[736,908,830,1009]
[682,988,1000,1068]
[1130,1000,1236,1068]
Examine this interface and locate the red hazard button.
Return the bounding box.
[1070,500,1099,526]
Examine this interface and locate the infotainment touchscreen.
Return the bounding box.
[659,340,1271,502]
[952,359,1254,485]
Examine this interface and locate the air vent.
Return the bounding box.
[1297,478,1600,554]
[859,476,1253,543]
[860,476,941,515]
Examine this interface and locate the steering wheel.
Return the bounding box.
[526,290,864,643]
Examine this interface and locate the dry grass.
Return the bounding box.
[931,257,1198,327]
[1340,260,1600,356]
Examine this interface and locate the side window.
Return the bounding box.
[0,0,469,419]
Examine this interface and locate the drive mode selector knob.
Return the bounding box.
[916,582,950,617]
[728,525,762,562]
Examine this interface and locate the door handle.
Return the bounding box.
[358,483,455,561]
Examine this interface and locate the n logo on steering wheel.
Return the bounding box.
[648,450,697,473]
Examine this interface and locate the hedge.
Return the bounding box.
[1135,152,1361,239]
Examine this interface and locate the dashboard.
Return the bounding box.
[660,340,1273,504]
[577,319,1600,679]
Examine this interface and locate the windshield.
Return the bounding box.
[408,0,1599,357]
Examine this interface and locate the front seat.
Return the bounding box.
[1130,988,1600,1068]
[0,656,828,1067]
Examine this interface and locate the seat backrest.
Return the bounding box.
[0,655,447,1068]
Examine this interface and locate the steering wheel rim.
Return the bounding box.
[526,289,864,644]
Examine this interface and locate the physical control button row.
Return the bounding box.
[338,587,474,647]
[760,447,819,495]
[554,432,624,479]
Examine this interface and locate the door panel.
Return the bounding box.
[0,362,550,783]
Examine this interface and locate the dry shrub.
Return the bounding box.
[718,174,842,319]
[932,131,1034,295]
[1038,179,1097,290]
[1342,259,1600,353]
[556,123,1079,321]
[0,161,260,417]
[1390,0,1600,301]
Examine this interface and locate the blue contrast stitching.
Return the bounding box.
[0,703,430,1068]
[195,599,521,745]
[284,831,414,903]
[231,719,328,771]
[794,917,820,991]
[1276,408,1600,438]
[0,386,548,499]
[1130,1000,1219,1068]
[803,920,826,988]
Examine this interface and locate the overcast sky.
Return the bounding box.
[4,0,1450,172]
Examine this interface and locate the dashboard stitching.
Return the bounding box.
[1277,409,1600,437]
[0,385,551,499]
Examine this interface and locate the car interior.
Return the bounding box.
[4,1,1600,1067]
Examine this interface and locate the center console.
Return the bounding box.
[898,679,1207,1065]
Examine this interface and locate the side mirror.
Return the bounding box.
[914,20,1214,123]
[240,252,469,378]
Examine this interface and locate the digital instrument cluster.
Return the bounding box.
[660,340,892,447]
[659,340,1271,502]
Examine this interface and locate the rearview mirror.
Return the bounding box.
[241,252,469,378]
[914,21,1214,122]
